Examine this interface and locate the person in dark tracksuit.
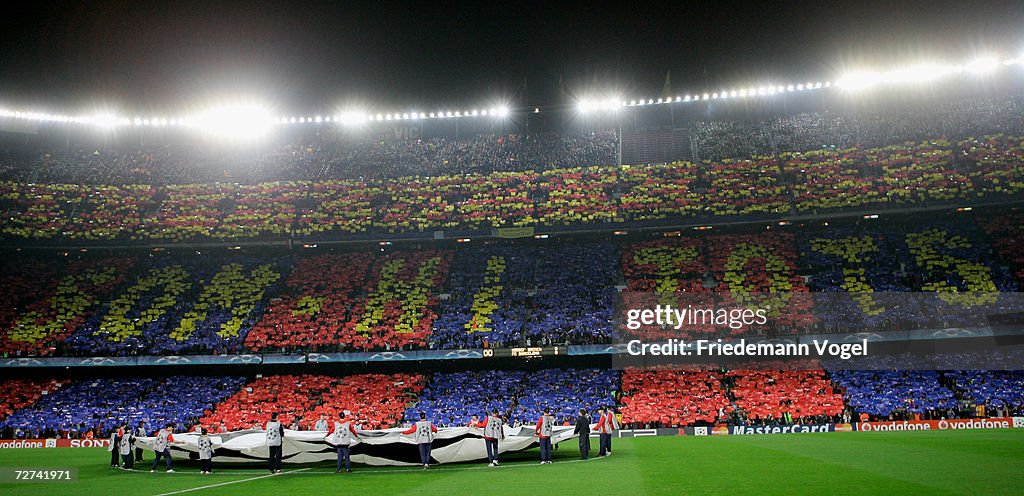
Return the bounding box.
[134,422,146,462]
[109,425,123,467]
[535,408,555,464]
[402,412,438,469]
[573,409,591,460]
[266,413,284,474]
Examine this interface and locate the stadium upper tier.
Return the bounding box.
[1,132,1023,242]
[0,214,1020,357]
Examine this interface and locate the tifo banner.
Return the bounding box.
[494,227,535,238]
[136,425,583,466]
[858,418,1016,432]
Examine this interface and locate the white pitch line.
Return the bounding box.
[151,468,310,496]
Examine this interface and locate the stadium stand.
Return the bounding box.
[431,243,617,349]
[1,132,1023,241]
[0,379,65,424]
[0,376,245,438]
[245,250,451,352]
[63,254,285,355]
[829,370,958,419]
[726,370,845,423]
[619,369,733,427]
[197,373,423,430]
[409,368,619,427]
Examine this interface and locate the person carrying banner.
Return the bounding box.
[108,425,123,467]
[150,424,176,473]
[535,408,555,464]
[472,409,505,467]
[134,421,146,462]
[573,409,591,460]
[118,423,134,469]
[326,411,360,473]
[402,412,438,469]
[198,428,214,474]
[596,407,619,457]
[266,413,284,474]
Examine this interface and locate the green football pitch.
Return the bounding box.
[0,430,1022,496]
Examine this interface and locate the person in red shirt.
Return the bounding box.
[326,412,361,473]
[402,412,438,469]
[535,409,555,464]
[472,410,505,467]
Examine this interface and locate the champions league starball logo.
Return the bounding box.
[228,355,262,364]
[368,352,408,360]
[442,350,482,359]
[79,357,116,365]
[155,356,191,365]
[929,328,978,338]
[8,358,43,366]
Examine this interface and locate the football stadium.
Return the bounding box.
[1,2,1024,495]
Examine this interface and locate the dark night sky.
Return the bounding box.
[0,0,1022,114]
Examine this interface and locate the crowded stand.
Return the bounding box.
[0,213,1021,357]
[619,369,733,427]
[244,250,450,352]
[0,131,1022,241]
[431,243,617,349]
[829,370,958,420]
[197,373,423,431]
[692,96,1024,161]
[0,367,1022,438]
[0,132,621,185]
[726,370,845,424]
[621,232,813,339]
[0,375,245,439]
[946,371,1024,416]
[409,368,618,427]
[0,379,65,423]
[0,255,136,357]
[63,254,285,355]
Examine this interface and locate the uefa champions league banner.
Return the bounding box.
[137,425,584,466]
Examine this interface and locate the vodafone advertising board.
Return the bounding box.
[858,418,1017,432]
[0,439,110,449]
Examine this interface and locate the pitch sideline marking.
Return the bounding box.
[150,468,310,496]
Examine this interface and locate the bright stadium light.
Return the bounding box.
[190,104,273,141]
[964,56,999,75]
[886,63,955,84]
[338,111,367,126]
[496,105,510,118]
[836,71,880,90]
[84,113,127,128]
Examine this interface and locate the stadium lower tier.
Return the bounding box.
[1,214,1021,357]
[1,368,1022,440]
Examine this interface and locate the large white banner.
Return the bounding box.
[137,424,588,466]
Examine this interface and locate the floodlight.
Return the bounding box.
[87,113,124,128]
[964,56,999,74]
[190,104,273,141]
[496,106,510,117]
